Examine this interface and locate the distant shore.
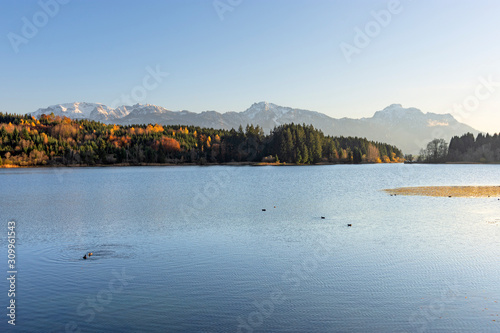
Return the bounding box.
[0,161,404,169]
[4,161,500,169]
[405,161,500,165]
[384,186,500,197]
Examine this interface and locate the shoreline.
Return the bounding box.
[405,161,500,165]
[5,160,500,169]
[0,161,402,169]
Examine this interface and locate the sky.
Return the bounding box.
[1,0,500,133]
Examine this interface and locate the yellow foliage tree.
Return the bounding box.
[367,144,380,163]
[390,152,402,163]
[110,124,120,134]
[153,124,164,132]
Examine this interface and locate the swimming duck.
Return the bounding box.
[83,254,87,260]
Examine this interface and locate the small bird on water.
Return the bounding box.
[83,254,87,259]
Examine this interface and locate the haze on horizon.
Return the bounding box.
[1,0,500,133]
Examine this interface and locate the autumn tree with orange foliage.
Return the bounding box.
[160,137,181,152]
[51,123,78,139]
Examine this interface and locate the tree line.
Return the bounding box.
[415,132,500,163]
[0,112,403,167]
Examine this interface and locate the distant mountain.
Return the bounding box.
[31,102,128,122]
[30,102,479,154]
[330,104,479,154]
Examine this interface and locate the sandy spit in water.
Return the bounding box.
[383,186,500,197]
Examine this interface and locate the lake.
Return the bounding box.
[0,164,499,332]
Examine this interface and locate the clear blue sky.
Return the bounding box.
[1,0,500,133]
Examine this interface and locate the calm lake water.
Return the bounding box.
[0,164,499,332]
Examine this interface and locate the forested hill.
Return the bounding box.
[0,112,403,167]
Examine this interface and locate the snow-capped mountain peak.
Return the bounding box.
[372,104,424,120]
[126,104,170,115]
[243,101,298,120]
[30,102,175,122]
[32,102,118,120]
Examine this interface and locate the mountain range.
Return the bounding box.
[30,102,480,154]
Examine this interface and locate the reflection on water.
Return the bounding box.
[0,164,499,332]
